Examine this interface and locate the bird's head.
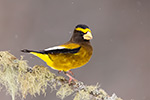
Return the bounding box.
[70,24,93,43]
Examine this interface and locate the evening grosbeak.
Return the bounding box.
[21,24,93,83]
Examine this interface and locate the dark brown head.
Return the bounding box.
[70,24,93,43]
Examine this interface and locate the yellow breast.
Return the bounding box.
[30,43,92,72]
[48,46,92,71]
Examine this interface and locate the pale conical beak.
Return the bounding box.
[83,31,93,40]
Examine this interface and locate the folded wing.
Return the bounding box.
[44,46,81,54]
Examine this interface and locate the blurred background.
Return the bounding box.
[0,0,150,100]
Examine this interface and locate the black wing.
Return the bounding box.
[44,46,81,54]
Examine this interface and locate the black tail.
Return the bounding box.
[21,49,34,53]
[21,49,45,54]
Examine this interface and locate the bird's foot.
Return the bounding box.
[68,70,74,75]
[65,73,77,84]
[59,70,77,84]
[58,70,62,74]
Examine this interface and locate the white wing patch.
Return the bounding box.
[44,46,65,51]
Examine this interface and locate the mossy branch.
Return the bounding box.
[0,51,123,100]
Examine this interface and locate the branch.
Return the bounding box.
[0,51,123,100]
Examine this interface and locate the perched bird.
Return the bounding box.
[21,24,93,83]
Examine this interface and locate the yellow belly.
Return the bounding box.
[47,46,92,71]
[30,45,92,72]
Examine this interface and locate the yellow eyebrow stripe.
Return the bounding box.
[75,28,91,33]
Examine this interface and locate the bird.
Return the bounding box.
[21,24,93,83]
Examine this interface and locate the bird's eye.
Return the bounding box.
[80,31,84,36]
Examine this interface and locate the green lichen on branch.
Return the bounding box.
[0,51,123,100]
